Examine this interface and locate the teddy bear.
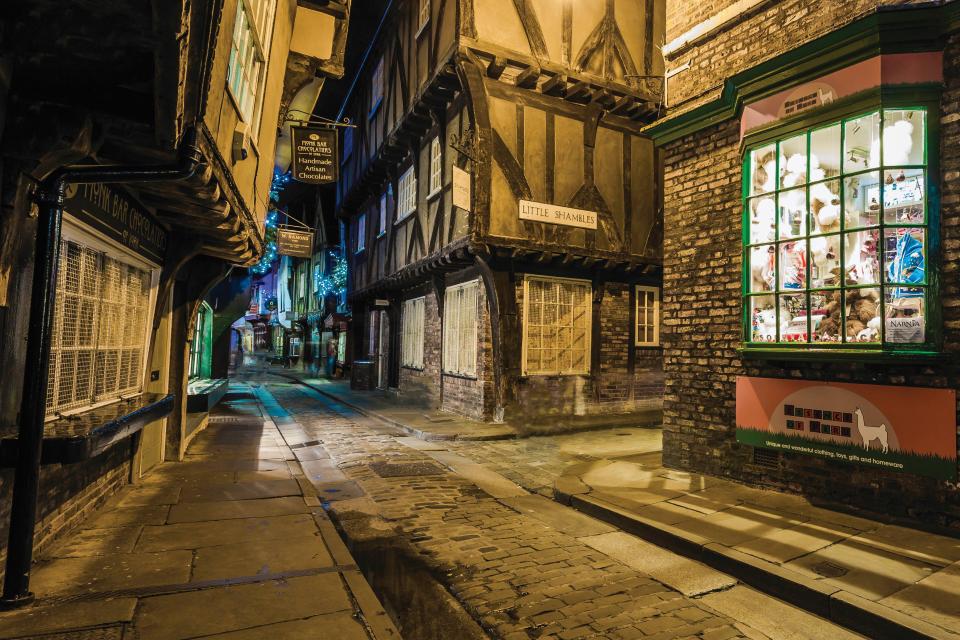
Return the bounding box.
[752,197,776,243]
[870,118,915,167]
[810,182,841,234]
[753,151,778,193]
[810,236,839,286]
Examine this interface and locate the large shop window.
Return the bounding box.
[402,296,426,369]
[46,239,155,416]
[522,276,591,375]
[636,286,660,347]
[745,107,932,349]
[227,0,276,138]
[443,281,478,376]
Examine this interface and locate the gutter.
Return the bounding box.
[0,129,202,609]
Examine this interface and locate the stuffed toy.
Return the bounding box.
[856,316,882,342]
[845,233,879,285]
[752,197,776,243]
[810,236,838,286]
[753,151,777,193]
[782,153,807,188]
[809,182,840,234]
[871,119,914,167]
[752,307,777,341]
[751,245,776,292]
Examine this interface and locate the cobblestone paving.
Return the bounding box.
[264,382,749,640]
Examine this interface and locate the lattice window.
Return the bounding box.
[379,192,388,235]
[398,166,417,220]
[522,276,591,375]
[635,286,660,346]
[418,0,430,33]
[356,213,366,253]
[227,0,276,138]
[402,297,426,369]
[443,281,478,376]
[46,239,153,416]
[429,137,442,196]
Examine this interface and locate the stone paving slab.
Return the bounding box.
[190,535,336,581]
[135,513,319,552]
[177,478,302,502]
[0,598,137,639]
[199,610,372,640]
[166,496,306,523]
[30,549,193,596]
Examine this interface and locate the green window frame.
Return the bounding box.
[742,91,941,357]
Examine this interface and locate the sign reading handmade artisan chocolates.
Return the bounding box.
[736,376,956,480]
[519,200,597,230]
[64,182,167,263]
[276,227,314,258]
[291,126,338,184]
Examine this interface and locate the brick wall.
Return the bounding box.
[666,0,934,109]
[659,26,960,526]
[0,443,131,570]
[398,290,442,409]
[509,280,664,426]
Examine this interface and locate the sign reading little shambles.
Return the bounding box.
[64,183,167,263]
[291,126,338,184]
[519,200,597,230]
[736,376,956,480]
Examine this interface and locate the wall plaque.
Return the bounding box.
[736,376,956,480]
[519,199,597,230]
[64,182,167,263]
[452,166,471,211]
[277,227,314,258]
[291,126,338,184]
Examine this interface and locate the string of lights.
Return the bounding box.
[250,169,291,276]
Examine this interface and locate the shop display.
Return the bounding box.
[745,108,928,346]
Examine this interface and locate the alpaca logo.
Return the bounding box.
[854,407,888,453]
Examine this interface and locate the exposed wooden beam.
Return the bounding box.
[486,56,507,80]
[515,65,540,89]
[541,74,566,97]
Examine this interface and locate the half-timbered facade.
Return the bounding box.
[339,0,665,428]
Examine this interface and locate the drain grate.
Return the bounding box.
[369,461,444,477]
[12,624,126,640]
[811,561,849,578]
[752,447,781,469]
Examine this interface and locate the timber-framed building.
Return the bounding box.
[339,0,666,428]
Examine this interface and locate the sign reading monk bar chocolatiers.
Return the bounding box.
[64,182,167,263]
[291,126,338,184]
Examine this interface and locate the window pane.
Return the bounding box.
[809,123,841,180]
[811,290,839,343]
[749,143,776,196]
[779,241,806,291]
[844,111,880,172]
[749,245,776,293]
[884,286,924,343]
[843,171,881,229]
[844,228,880,286]
[883,109,924,166]
[844,288,880,344]
[779,134,808,189]
[778,293,808,343]
[884,227,925,285]
[777,188,806,240]
[809,179,840,235]
[748,295,776,343]
[809,235,840,288]
[882,168,924,225]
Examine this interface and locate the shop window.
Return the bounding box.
[402,297,426,369]
[189,302,212,379]
[443,281,478,376]
[745,107,930,348]
[429,137,442,196]
[227,0,276,139]
[636,286,660,347]
[418,0,430,34]
[289,336,302,358]
[398,166,417,220]
[522,276,591,375]
[370,57,384,116]
[355,213,366,253]
[46,239,155,416]
[337,332,347,363]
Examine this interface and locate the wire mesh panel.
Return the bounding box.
[523,277,591,375]
[46,239,153,417]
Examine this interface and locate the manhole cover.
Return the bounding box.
[14,625,126,640]
[811,561,849,578]
[369,461,444,477]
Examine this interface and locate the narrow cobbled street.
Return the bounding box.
[256,374,863,640]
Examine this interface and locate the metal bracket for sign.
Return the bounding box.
[285,110,357,128]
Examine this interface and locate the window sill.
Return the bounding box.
[635,344,662,349]
[402,365,426,372]
[394,213,415,225]
[442,371,478,381]
[739,346,946,364]
[519,373,591,380]
[354,248,366,256]
[427,188,442,202]
[416,19,429,39]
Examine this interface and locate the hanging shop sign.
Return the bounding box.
[453,166,472,212]
[519,199,597,230]
[64,182,167,263]
[735,376,956,480]
[291,126,338,184]
[276,227,314,258]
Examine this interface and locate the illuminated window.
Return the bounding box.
[402,297,426,369]
[227,0,277,138]
[522,276,591,375]
[429,137,442,196]
[398,166,417,220]
[745,108,930,348]
[443,281,478,376]
[635,286,660,346]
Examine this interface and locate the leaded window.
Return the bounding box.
[745,107,931,348]
[356,213,366,253]
[227,0,276,138]
[636,286,660,346]
[429,137,442,196]
[443,281,478,376]
[398,166,417,220]
[522,276,591,375]
[46,239,154,416]
[402,297,426,369]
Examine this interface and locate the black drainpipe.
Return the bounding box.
[0,128,203,608]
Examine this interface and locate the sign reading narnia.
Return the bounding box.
[276,227,314,258]
[291,126,338,184]
[64,182,167,263]
[519,200,597,230]
[736,376,956,480]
